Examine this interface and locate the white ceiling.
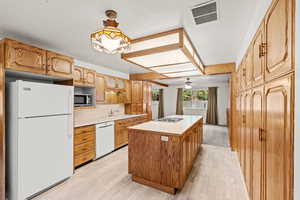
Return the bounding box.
[0,0,258,74]
[157,74,230,86]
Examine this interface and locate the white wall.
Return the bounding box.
[236,0,272,66]
[294,0,299,199]
[153,82,229,125]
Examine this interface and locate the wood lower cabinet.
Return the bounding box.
[115,115,150,149]
[74,125,96,168]
[128,118,203,194]
[46,51,73,78]
[4,39,47,74]
[251,86,264,200]
[244,91,252,195]
[264,75,293,200]
[234,0,295,199]
[264,0,293,81]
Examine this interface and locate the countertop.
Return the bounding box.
[128,115,203,135]
[74,114,147,128]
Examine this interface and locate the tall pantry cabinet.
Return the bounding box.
[126,80,152,119]
[234,0,294,200]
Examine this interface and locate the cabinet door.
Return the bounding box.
[105,91,118,104]
[116,79,125,89]
[236,95,242,162]
[244,91,252,194]
[240,60,246,91]
[5,39,46,74]
[143,81,148,103]
[252,23,265,87]
[125,80,132,103]
[265,0,293,81]
[105,77,116,89]
[251,86,264,200]
[131,103,143,114]
[245,50,253,89]
[95,74,105,104]
[131,81,143,104]
[73,66,85,86]
[84,69,96,87]
[240,93,246,176]
[46,51,73,78]
[114,126,122,148]
[264,74,293,200]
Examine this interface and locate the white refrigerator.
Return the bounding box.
[6,80,74,200]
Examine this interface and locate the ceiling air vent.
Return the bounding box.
[191,0,218,25]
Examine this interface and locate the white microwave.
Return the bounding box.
[74,94,93,107]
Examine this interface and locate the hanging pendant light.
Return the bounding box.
[91,10,130,54]
[185,78,192,89]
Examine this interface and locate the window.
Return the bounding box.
[152,89,159,101]
[183,89,208,109]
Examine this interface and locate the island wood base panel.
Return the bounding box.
[132,175,176,194]
[128,117,203,194]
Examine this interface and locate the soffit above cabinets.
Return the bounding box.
[121,28,204,78]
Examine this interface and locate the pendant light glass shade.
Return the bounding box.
[91,10,130,54]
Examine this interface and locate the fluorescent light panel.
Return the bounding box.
[150,63,197,73]
[127,32,179,53]
[164,70,201,78]
[127,49,189,68]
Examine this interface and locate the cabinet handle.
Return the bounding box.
[259,43,267,57]
[259,128,265,141]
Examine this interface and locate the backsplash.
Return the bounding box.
[74,104,125,124]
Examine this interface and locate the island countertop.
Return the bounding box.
[128,115,203,135]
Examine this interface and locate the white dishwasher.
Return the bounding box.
[95,121,115,159]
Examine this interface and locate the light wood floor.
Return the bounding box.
[203,125,230,148]
[33,126,248,200]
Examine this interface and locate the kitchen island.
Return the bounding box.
[128,115,203,194]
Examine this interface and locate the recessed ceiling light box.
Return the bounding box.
[121,28,204,78]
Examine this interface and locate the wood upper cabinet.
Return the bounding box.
[251,86,263,200]
[131,81,143,104]
[46,51,73,78]
[116,79,125,89]
[5,39,47,74]
[105,77,117,89]
[264,74,293,200]
[73,66,85,85]
[240,59,246,91]
[95,74,105,104]
[73,66,95,87]
[264,0,293,81]
[252,23,265,87]
[84,69,96,87]
[245,49,253,89]
[125,80,132,103]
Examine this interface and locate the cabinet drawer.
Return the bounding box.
[74,141,95,156]
[75,125,95,135]
[74,132,95,145]
[74,151,95,167]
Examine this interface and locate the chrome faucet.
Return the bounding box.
[108,109,114,117]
